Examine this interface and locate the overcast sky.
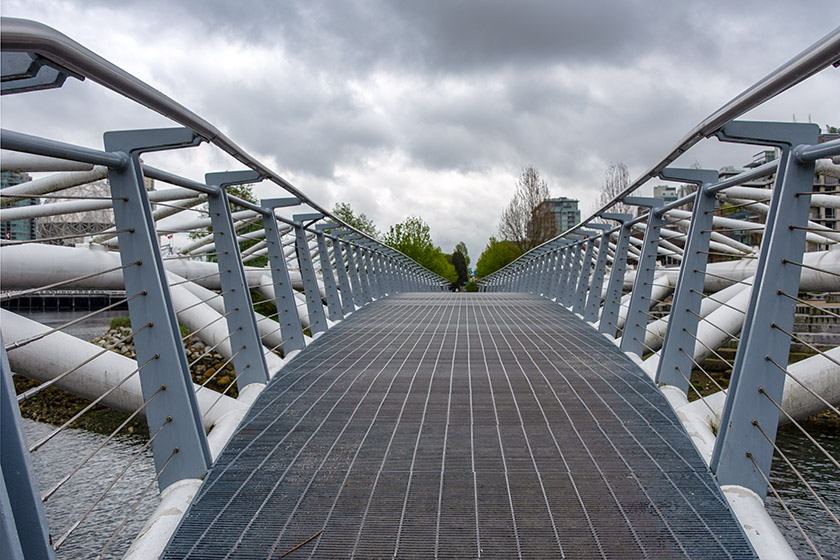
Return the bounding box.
[2,1,839,261]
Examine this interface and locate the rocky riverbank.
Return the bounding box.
[14,322,240,438]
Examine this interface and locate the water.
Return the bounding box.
[23,419,158,560]
[11,309,840,557]
[767,420,840,559]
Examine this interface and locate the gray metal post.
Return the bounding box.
[563,241,583,307]
[104,128,210,489]
[352,242,373,303]
[314,227,343,321]
[293,213,328,334]
[364,244,383,298]
[549,242,569,301]
[711,121,820,498]
[541,249,558,298]
[1,335,54,560]
[655,168,719,390]
[337,235,365,307]
[598,213,633,337]
[620,198,665,357]
[584,225,613,322]
[261,198,307,353]
[573,230,598,314]
[205,171,270,387]
[327,233,355,314]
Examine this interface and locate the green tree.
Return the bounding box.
[333,202,379,239]
[451,250,468,287]
[384,216,457,282]
[475,236,522,278]
[454,241,470,267]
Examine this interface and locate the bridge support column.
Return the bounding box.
[620,198,665,357]
[599,213,633,337]
[293,213,328,334]
[205,170,270,388]
[711,121,820,499]
[261,198,306,353]
[105,127,210,489]
[655,168,719,391]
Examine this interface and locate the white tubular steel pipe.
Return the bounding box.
[0,150,95,172]
[173,274,284,371]
[0,166,108,203]
[1,309,245,431]
[643,280,751,352]
[0,186,199,221]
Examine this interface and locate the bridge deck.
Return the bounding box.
[163,293,755,559]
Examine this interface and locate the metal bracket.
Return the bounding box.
[104,128,211,489]
[292,214,328,333]
[205,170,270,387]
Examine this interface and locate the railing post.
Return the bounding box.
[293,213,328,334]
[314,225,343,321]
[584,224,613,323]
[261,198,307,353]
[598,213,633,337]
[351,240,373,303]
[549,241,570,301]
[104,127,211,489]
[655,168,719,391]
[1,336,55,560]
[205,171,271,388]
[337,233,365,307]
[573,230,598,314]
[540,248,559,298]
[710,121,820,498]
[562,239,583,307]
[620,197,665,357]
[326,231,355,315]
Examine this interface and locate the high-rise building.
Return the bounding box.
[652,185,679,203]
[0,171,38,241]
[538,197,580,234]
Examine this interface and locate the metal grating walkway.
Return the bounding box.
[163,293,756,559]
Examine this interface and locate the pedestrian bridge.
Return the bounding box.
[163,294,752,559]
[2,17,839,560]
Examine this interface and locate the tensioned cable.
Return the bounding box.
[95,447,179,559]
[684,329,736,372]
[765,355,840,419]
[690,289,748,315]
[687,309,741,342]
[758,387,840,470]
[5,291,142,351]
[770,323,840,369]
[52,418,171,551]
[746,453,823,559]
[677,347,728,396]
[29,354,157,453]
[168,270,222,286]
[674,364,721,420]
[16,322,152,403]
[42,387,163,502]
[188,330,237,369]
[183,309,234,341]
